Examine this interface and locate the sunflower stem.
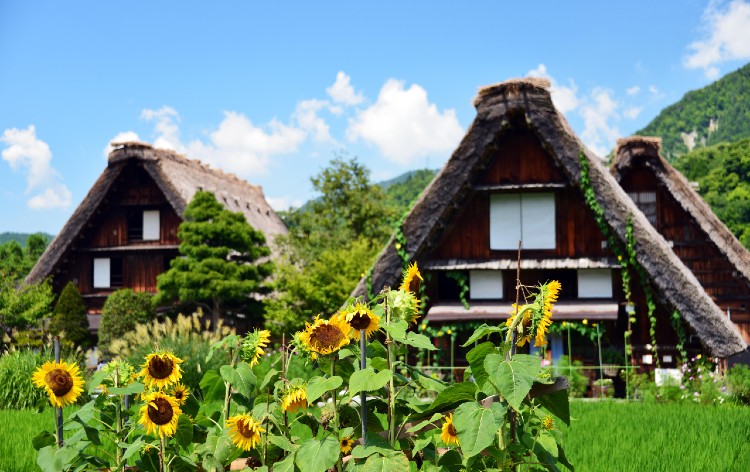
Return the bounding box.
[222,347,235,424]
[159,435,165,472]
[53,336,64,448]
[115,366,124,469]
[359,329,367,443]
[385,297,396,447]
[330,359,343,472]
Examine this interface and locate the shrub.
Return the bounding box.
[726,364,750,405]
[0,345,85,409]
[108,311,234,397]
[555,355,588,397]
[98,288,155,356]
[48,282,91,349]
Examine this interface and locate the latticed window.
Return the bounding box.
[628,191,657,226]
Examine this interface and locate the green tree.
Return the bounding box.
[0,233,50,279]
[155,190,274,329]
[98,288,155,356]
[48,282,91,349]
[0,273,54,337]
[266,157,395,333]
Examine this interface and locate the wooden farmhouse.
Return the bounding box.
[25,142,287,333]
[613,137,750,345]
[351,78,748,368]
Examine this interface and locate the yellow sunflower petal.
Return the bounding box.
[226,414,265,451]
[32,361,84,408]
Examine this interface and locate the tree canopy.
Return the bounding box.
[0,233,49,280]
[48,281,91,349]
[155,190,274,329]
[0,272,54,338]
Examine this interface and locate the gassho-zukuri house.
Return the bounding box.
[351,77,749,369]
[25,142,288,333]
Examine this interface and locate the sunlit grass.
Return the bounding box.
[0,408,53,472]
[562,400,750,471]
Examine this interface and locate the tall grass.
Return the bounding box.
[0,408,53,472]
[562,400,750,471]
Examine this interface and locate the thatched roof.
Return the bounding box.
[26,142,287,285]
[612,136,750,284]
[351,78,747,358]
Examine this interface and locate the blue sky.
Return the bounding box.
[2,0,750,234]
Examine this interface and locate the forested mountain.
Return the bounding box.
[0,232,53,246]
[673,138,750,248]
[636,63,750,159]
[380,169,437,214]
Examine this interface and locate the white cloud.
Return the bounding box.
[623,106,643,120]
[266,195,304,211]
[626,86,641,96]
[293,99,332,142]
[103,131,140,158]
[326,71,364,106]
[527,64,580,114]
[141,106,181,150]
[685,0,750,78]
[347,79,464,166]
[0,125,72,209]
[580,88,621,157]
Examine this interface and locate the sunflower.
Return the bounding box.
[534,280,561,347]
[440,413,460,446]
[139,352,183,390]
[387,289,421,325]
[344,303,381,339]
[97,360,136,394]
[340,436,355,454]
[32,360,84,408]
[297,314,350,356]
[226,413,265,451]
[241,329,271,367]
[171,384,190,406]
[542,415,555,431]
[400,262,423,294]
[281,384,307,413]
[139,392,182,438]
[506,304,533,347]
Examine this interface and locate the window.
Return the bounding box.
[128,209,160,241]
[470,270,503,299]
[577,269,613,298]
[628,191,657,226]
[143,210,160,240]
[93,257,123,288]
[490,193,556,250]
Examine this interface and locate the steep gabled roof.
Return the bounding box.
[351,78,747,358]
[612,136,750,285]
[26,142,287,285]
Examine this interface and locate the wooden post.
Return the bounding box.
[360,330,367,442]
[54,336,63,448]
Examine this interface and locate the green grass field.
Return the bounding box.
[563,400,750,472]
[2,401,749,471]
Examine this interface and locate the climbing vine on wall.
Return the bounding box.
[670,309,688,361]
[578,150,665,367]
[446,271,470,310]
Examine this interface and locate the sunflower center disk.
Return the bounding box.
[237,419,254,438]
[448,424,457,436]
[148,397,174,425]
[148,356,175,380]
[349,313,371,330]
[45,369,73,396]
[311,325,344,350]
[408,279,421,294]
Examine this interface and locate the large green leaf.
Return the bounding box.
[348,368,392,396]
[199,370,226,402]
[274,452,297,472]
[175,414,194,450]
[402,332,437,351]
[295,436,340,472]
[383,319,408,341]
[535,387,571,426]
[350,435,394,459]
[461,324,506,347]
[452,402,504,458]
[108,381,145,396]
[220,363,257,395]
[466,342,497,394]
[485,353,540,411]
[36,445,79,472]
[415,382,477,420]
[87,369,109,394]
[305,376,343,404]
[361,452,410,472]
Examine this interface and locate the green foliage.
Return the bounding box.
[636,63,750,158]
[0,273,55,336]
[98,288,155,356]
[155,190,273,327]
[673,138,750,249]
[726,364,750,405]
[0,408,55,471]
[0,346,84,410]
[553,356,588,398]
[48,282,91,349]
[0,232,50,279]
[380,169,437,218]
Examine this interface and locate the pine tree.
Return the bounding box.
[155,191,274,329]
[48,282,91,348]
